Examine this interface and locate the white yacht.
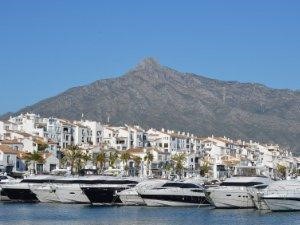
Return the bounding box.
[137,179,210,207]
[205,166,271,208]
[117,181,147,206]
[261,179,300,211]
[247,183,270,210]
[81,176,140,205]
[0,174,19,201]
[31,176,116,204]
[1,175,56,202]
[30,183,60,203]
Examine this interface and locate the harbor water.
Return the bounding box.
[0,203,299,225]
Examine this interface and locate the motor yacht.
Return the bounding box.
[261,178,300,211]
[0,174,19,201]
[81,176,140,205]
[117,181,147,206]
[205,166,271,208]
[137,179,210,207]
[1,175,56,202]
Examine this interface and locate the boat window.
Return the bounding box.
[220,182,263,187]
[162,183,200,188]
[21,179,54,183]
[191,189,203,193]
[53,179,138,185]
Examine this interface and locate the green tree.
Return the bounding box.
[61,145,88,174]
[133,156,142,176]
[164,161,174,173]
[95,152,106,172]
[36,140,49,151]
[120,152,131,174]
[24,151,45,174]
[75,152,91,173]
[199,161,210,177]
[276,164,286,179]
[109,152,119,168]
[144,151,154,176]
[172,153,186,178]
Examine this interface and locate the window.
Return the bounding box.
[36,164,43,174]
[164,143,168,148]
[50,164,56,171]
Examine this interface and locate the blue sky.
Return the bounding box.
[0,0,299,114]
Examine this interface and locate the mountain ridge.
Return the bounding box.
[1,58,300,153]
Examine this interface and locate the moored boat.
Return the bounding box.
[81,176,140,205]
[1,175,55,202]
[261,179,300,211]
[137,179,210,207]
[205,166,271,208]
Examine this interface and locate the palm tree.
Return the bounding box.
[75,152,91,173]
[144,151,154,176]
[120,152,131,175]
[199,161,210,177]
[109,152,119,168]
[61,145,87,174]
[163,161,174,176]
[24,151,45,174]
[95,152,106,173]
[133,156,142,176]
[172,153,186,178]
[36,139,49,152]
[276,164,286,179]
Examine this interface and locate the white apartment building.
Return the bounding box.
[80,120,103,146]
[102,125,147,151]
[148,128,192,154]
[72,122,92,146]
[0,144,18,173]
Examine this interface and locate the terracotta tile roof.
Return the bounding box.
[17,151,28,159]
[127,147,144,153]
[48,140,58,145]
[0,144,18,154]
[0,139,22,145]
[17,151,54,160]
[126,147,165,154]
[12,131,32,138]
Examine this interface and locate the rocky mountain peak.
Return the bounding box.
[1,59,300,154]
[135,57,162,71]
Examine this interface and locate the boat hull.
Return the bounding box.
[55,185,90,204]
[263,197,300,211]
[206,188,255,208]
[140,194,209,207]
[1,187,38,202]
[30,185,60,203]
[81,186,126,205]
